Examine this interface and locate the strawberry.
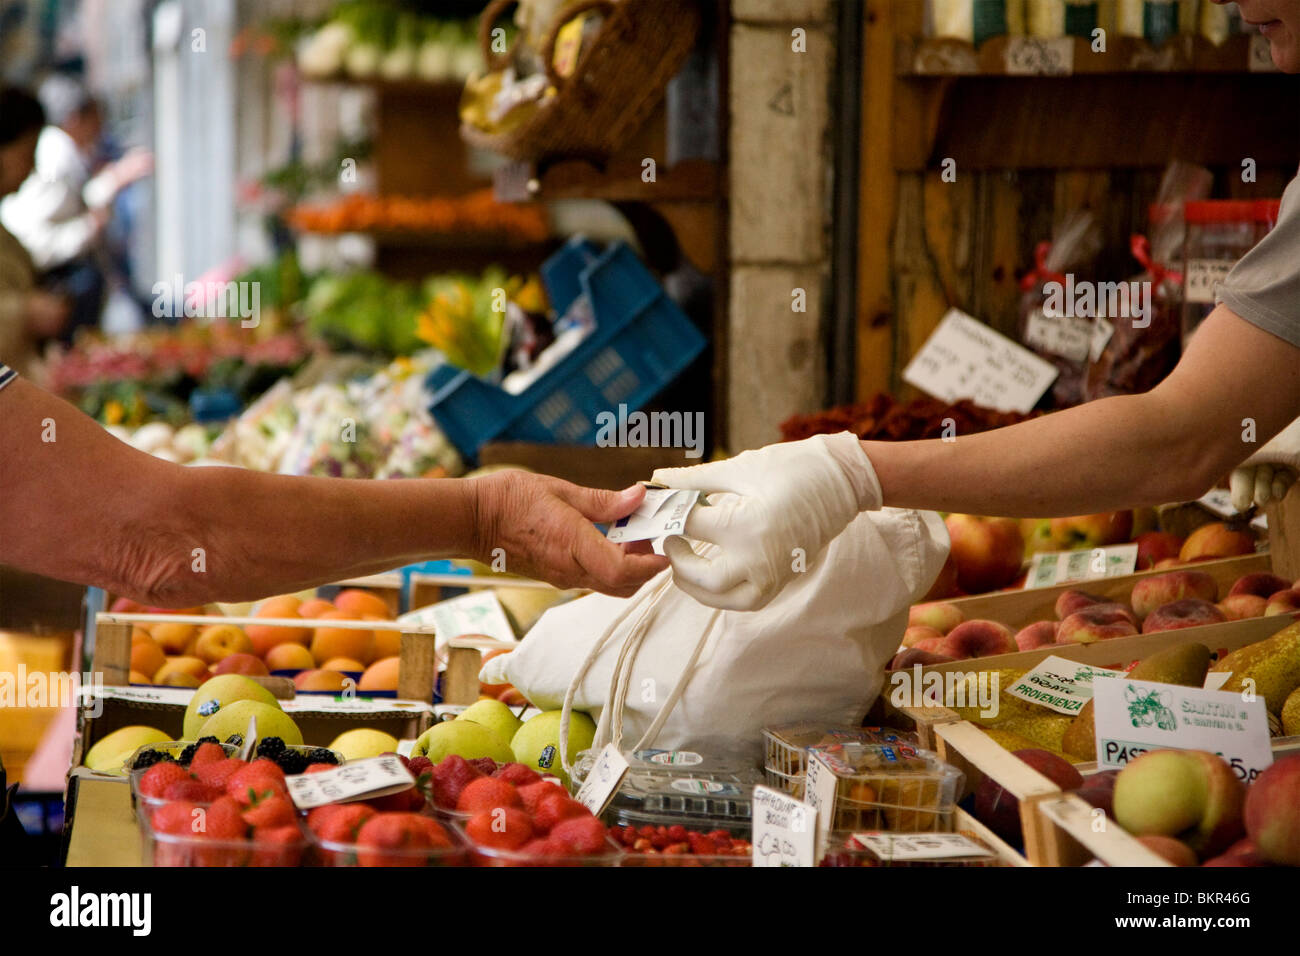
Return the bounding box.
[468,757,499,776]
[308,803,375,843]
[195,756,245,789]
[550,815,609,855]
[227,760,287,806]
[531,794,589,834]
[430,755,482,810]
[151,800,202,836]
[241,793,296,829]
[249,825,303,867]
[465,807,533,851]
[517,780,566,815]
[456,777,522,814]
[139,762,191,800]
[493,763,543,787]
[202,796,247,840]
[354,813,441,867]
[189,742,227,769]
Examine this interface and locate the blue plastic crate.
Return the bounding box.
[426,238,707,460]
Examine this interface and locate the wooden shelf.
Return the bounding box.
[492,157,720,204]
[897,33,1277,77]
[299,73,467,96]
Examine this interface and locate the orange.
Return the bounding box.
[333,589,391,619]
[358,657,400,692]
[310,610,375,666]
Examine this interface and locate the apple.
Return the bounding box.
[1135,531,1184,570]
[921,553,961,600]
[1179,522,1255,563]
[944,515,1025,594]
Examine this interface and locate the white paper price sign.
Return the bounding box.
[1024,543,1138,589]
[1196,489,1267,530]
[1090,317,1114,362]
[1184,259,1235,305]
[416,590,516,646]
[751,785,817,867]
[1005,655,1126,715]
[902,309,1058,414]
[1024,309,1092,363]
[804,750,840,847]
[285,755,416,809]
[573,744,630,816]
[1092,676,1274,781]
[848,831,994,862]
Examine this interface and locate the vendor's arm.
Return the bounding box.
[867,305,1300,516]
[0,379,667,605]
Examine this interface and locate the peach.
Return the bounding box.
[212,653,269,677]
[131,632,166,679]
[1153,558,1182,570]
[265,643,315,671]
[935,620,1016,659]
[1054,589,1110,621]
[364,615,402,659]
[320,656,367,673]
[901,625,945,649]
[154,656,208,686]
[1219,594,1267,621]
[1130,570,1218,621]
[1114,750,1245,858]
[1142,599,1227,634]
[194,623,253,664]
[922,553,960,601]
[310,611,376,666]
[1058,604,1139,644]
[1014,620,1060,651]
[908,601,964,634]
[294,669,349,692]
[1243,755,1300,866]
[248,594,312,656]
[944,515,1025,594]
[151,621,198,655]
[334,589,391,619]
[1135,531,1185,570]
[1228,573,1292,599]
[359,656,401,692]
[913,636,947,653]
[889,648,957,670]
[1179,522,1255,563]
[297,597,336,618]
[1264,589,1300,617]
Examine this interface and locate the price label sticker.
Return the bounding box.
[902,309,1058,414]
[1185,259,1235,305]
[1092,676,1273,781]
[1003,36,1075,75]
[1090,317,1114,363]
[848,831,994,862]
[1024,309,1092,363]
[1005,655,1126,715]
[751,785,818,867]
[1195,489,1267,530]
[1024,543,1138,589]
[285,755,416,810]
[573,744,630,816]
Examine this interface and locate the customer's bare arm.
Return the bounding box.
[0,380,667,605]
[868,306,1300,516]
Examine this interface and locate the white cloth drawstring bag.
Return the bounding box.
[480,508,949,764]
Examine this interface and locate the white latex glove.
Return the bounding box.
[1230,417,1300,512]
[650,432,882,611]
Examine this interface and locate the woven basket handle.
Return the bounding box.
[540,0,615,92]
[477,0,524,73]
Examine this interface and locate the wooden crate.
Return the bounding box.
[1027,792,1171,867]
[939,553,1270,631]
[441,636,518,706]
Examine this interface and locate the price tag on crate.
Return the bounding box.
[751,785,817,867]
[574,744,630,816]
[804,750,840,847]
[1091,676,1273,781]
[1005,656,1126,715]
[1003,36,1075,75]
[1196,488,1267,530]
[285,755,416,810]
[848,831,994,862]
[1024,543,1138,589]
[902,309,1058,414]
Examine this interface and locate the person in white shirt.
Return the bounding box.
[0,74,151,339]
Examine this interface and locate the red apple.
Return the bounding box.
[1135,531,1185,570]
[944,515,1025,594]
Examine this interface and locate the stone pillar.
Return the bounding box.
[728,0,835,451]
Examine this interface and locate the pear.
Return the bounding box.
[183,674,278,740]
[457,699,523,748]
[1208,623,1300,716]
[198,699,302,746]
[510,710,596,787]
[411,719,514,764]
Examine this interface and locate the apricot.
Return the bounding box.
[310,610,375,666]
[151,621,198,655]
[359,656,401,692]
[297,597,336,618]
[248,594,312,656]
[334,588,391,619]
[364,615,402,659]
[294,669,349,692]
[265,643,315,671]
[320,656,367,673]
[130,631,166,679]
[194,624,253,664]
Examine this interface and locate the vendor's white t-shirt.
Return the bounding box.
[1217,173,1300,349]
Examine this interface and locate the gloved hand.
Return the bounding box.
[650,432,882,611]
[1230,417,1300,512]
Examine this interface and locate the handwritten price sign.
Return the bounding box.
[286,755,415,809]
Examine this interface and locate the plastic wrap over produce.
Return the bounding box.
[483,508,951,762]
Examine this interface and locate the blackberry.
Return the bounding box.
[307,748,339,766]
[178,743,199,765]
[197,736,220,746]
[275,750,309,775]
[256,736,287,758]
[131,749,175,771]
[224,733,243,747]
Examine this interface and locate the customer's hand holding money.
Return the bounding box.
[649,433,882,611]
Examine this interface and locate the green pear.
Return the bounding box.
[509,710,596,787]
[457,699,523,747]
[183,674,278,740]
[198,699,302,747]
[410,719,515,764]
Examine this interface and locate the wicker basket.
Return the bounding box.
[461,0,702,163]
